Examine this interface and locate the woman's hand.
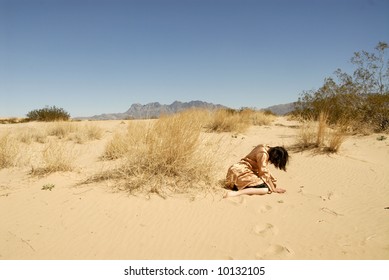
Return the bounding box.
[274,188,286,194]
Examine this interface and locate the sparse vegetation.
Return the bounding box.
[90,110,218,195]
[27,106,70,122]
[294,111,347,153]
[47,121,77,139]
[15,128,48,144]
[206,108,275,133]
[0,133,19,168]
[68,123,104,144]
[31,141,75,176]
[103,131,131,160]
[0,118,28,124]
[41,183,55,191]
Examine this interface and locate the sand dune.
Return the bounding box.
[0,117,388,259]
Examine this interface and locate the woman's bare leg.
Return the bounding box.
[224,188,269,198]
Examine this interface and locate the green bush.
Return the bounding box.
[27,106,70,122]
[293,42,389,133]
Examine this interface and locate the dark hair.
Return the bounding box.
[268,146,289,171]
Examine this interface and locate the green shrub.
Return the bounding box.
[293,42,389,133]
[27,106,70,122]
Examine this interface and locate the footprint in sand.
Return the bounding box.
[256,244,294,259]
[257,205,272,214]
[226,196,246,206]
[252,223,278,238]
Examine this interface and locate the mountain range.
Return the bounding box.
[77,100,295,120]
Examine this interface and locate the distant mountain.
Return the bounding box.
[262,102,296,115]
[79,100,227,120]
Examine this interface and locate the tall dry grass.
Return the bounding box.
[327,127,347,153]
[295,111,347,153]
[296,120,317,149]
[316,111,328,147]
[0,133,19,168]
[90,111,218,196]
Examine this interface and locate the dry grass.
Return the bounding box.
[15,128,48,144]
[88,111,218,196]
[46,121,77,139]
[206,109,247,133]
[206,109,275,133]
[294,111,347,153]
[316,111,328,147]
[326,126,348,153]
[8,121,103,145]
[31,141,75,176]
[103,132,130,160]
[249,110,276,126]
[103,121,150,160]
[0,133,19,168]
[69,123,104,144]
[296,120,317,149]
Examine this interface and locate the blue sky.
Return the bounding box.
[1,0,389,118]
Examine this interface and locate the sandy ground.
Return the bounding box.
[0,117,388,260]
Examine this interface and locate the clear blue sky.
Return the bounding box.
[1,0,389,118]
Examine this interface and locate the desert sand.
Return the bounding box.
[0,117,388,260]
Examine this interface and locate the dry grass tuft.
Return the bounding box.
[316,111,328,147]
[326,126,348,153]
[102,120,152,160]
[0,133,19,168]
[89,111,218,195]
[31,141,75,175]
[296,120,317,150]
[294,111,347,153]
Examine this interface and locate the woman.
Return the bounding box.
[224,145,289,198]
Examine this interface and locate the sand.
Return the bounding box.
[0,117,388,260]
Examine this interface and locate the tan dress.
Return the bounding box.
[226,144,277,190]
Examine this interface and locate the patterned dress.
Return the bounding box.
[226,144,277,190]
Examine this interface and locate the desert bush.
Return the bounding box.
[0,133,19,168]
[293,42,389,133]
[91,112,217,195]
[27,106,70,122]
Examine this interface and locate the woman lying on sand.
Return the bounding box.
[224,145,289,198]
